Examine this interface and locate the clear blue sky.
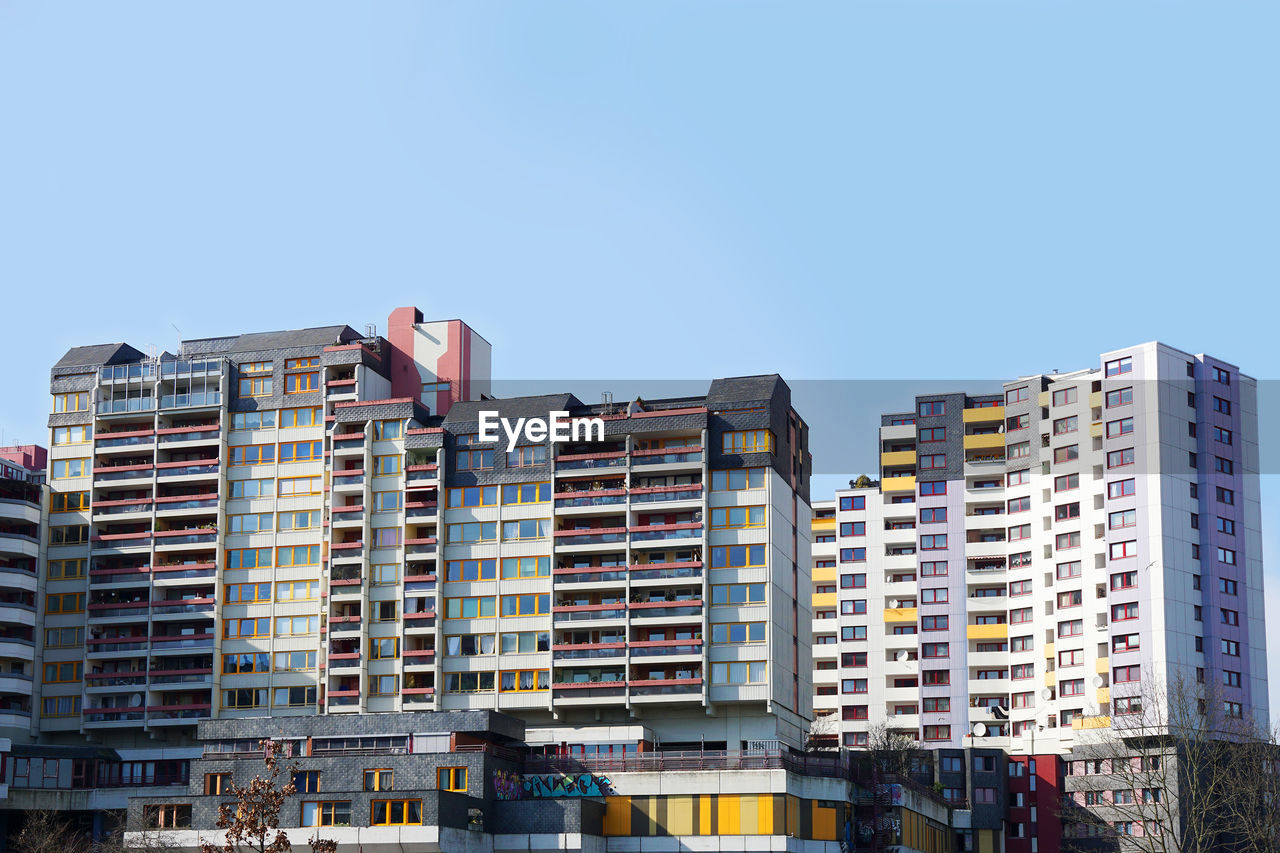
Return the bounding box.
[2,1,1278,713]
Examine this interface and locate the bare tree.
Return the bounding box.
[13,811,91,853]
[200,739,333,853]
[96,810,183,853]
[805,711,840,751]
[851,722,920,852]
[1220,722,1280,853]
[1068,671,1263,853]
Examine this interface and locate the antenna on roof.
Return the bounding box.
[601,392,614,416]
[171,323,183,357]
[365,323,377,339]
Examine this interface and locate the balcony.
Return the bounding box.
[147,703,212,722]
[963,406,1005,423]
[155,460,219,479]
[881,450,917,467]
[556,451,627,472]
[963,433,1006,452]
[552,681,626,703]
[405,501,438,521]
[154,528,218,548]
[154,494,219,515]
[553,567,627,586]
[405,538,437,560]
[157,425,220,446]
[552,643,627,662]
[881,475,916,493]
[93,463,154,484]
[332,470,365,490]
[629,677,702,700]
[553,528,627,547]
[405,465,437,486]
[159,391,222,410]
[628,640,702,659]
[629,561,703,583]
[967,623,1009,640]
[555,489,627,510]
[629,522,702,544]
[631,447,703,467]
[330,541,364,562]
[629,600,703,620]
[628,485,703,505]
[95,431,157,452]
[883,607,918,622]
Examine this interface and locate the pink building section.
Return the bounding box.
[0,444,47,472]
[387,307,492,416]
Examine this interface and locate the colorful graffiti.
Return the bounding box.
[492,770,614,799]
[493,768,523,800]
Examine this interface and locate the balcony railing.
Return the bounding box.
[631,448,703,466]
[555,491,627,509]
[160,392,222,410]
[553,528,627,545]
[629,486,703,504]
[555,452,627,471]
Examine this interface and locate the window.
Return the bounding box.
[275,650,317,671]
[373,455,401,476]
[1108,509,1136,529]
[369,638,399,660]
[1114,665,1141,683]
[840,521,866,536]
[842,678,868,694]
[1006,387,1029,405]
[1105,356,1133,376]
[447,522,497,544]
[43,661,82,683]
[52,425,92,445]
[1010,579,1032,596]
[1215,456,1234,475]
[1217,486,1235,505]
[500,594,550,617]
[920,561,947,577]
[921,534,947,550]
[221,688,267,710]
[1106,387,1133,408]
[45,592,85,614]
[274,687,317,707]
[51,458,90,479]
[839,495,866,511]
[918,454,946,470]
[455,446,495,470]
[918,401,945,416]
[1221,608,1240,626]
[1053,445,1078,464]
[144,805,192,829]
[1006,414,1029,433]
[1008,441,1030,459]
[919,507,946,524]
[1222,639,1241,656]
[1006,470,1029,488]
[713,661,768,684]
[722,430,774,454]
[229,477,274,498]
[278,440,322,463]
[922,615,948,631]
[1055,503,1080,521]
[1106,417,1135,438]
[53,391,89,413]
[230,444,275,466]
[431,767,468,793]
[229,513,273,534]
[1110,571,1136,590]
[710,505,766,529]
[501,482,552,505]
[1054,473,1079,492]
[711,468,766,490]
[1214,426,1233,445]
[501,556,550,580]
[1105,448,1133,469]
[1012,663,1036,680]
[1109,540,1136,560]
[49,525,89,545]
[1055,532,1080,550]
[506,444,548,467]
[1057,590,1082,609]
[278,509,322,531]
[277,545,320,567]
[919,427,946,442]
[1112,602,1139,621]
[301,801,350,827]
[711,583,765,605]
[225,582,272,603]
[275,615,318,635]
[711,544,766,568]
[1053,416,1078,435]
[922,643,949,659]
[47,559,86,580]
[281,372,319,394]
[1051,387,1077,407]
[1108,479,1136,499]
[371,800,422,826]
[443,596,495,620]
[1010,607,1033,624]
[1213,396,1231,415]
[1058,620,1083,637]
[448,485,499,507]
[502,518,551,541]
[500,669,550,692]
[921,588,948,604]
[445,559,496,582]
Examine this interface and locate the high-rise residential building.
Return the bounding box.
[0,447,45,737]
[8,307,845,849]
[828,341,1267,843]
[810,500,839,745]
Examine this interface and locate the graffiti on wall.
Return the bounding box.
[493,770,614,800]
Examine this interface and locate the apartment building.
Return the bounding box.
[829,341,1267,844]
[810,500,839,744]
[0,448,44,738]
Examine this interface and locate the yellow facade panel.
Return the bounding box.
[812,566,836,584]
[1096,656,1110,674]
[963,433,1006,451]
[882,475,916,493]
[883,607,918,622]
[603,797,630,836]
[881,450,917,467]
[1096,687,1111,705]
[718,794,740,835]
[667,796,694,836]
[963,406,1005,423]
[966,623,1009,640]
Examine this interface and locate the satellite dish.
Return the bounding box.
[1092,676,1105,688]
[895,650,910,662]
[1040,688,1053,700]
[129,694,143,707]
[973,723,987,737]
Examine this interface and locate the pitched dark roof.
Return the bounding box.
[442,394,583,426]
[53,342,147,369]
[182,325,361,356]
[706,374,787,406]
